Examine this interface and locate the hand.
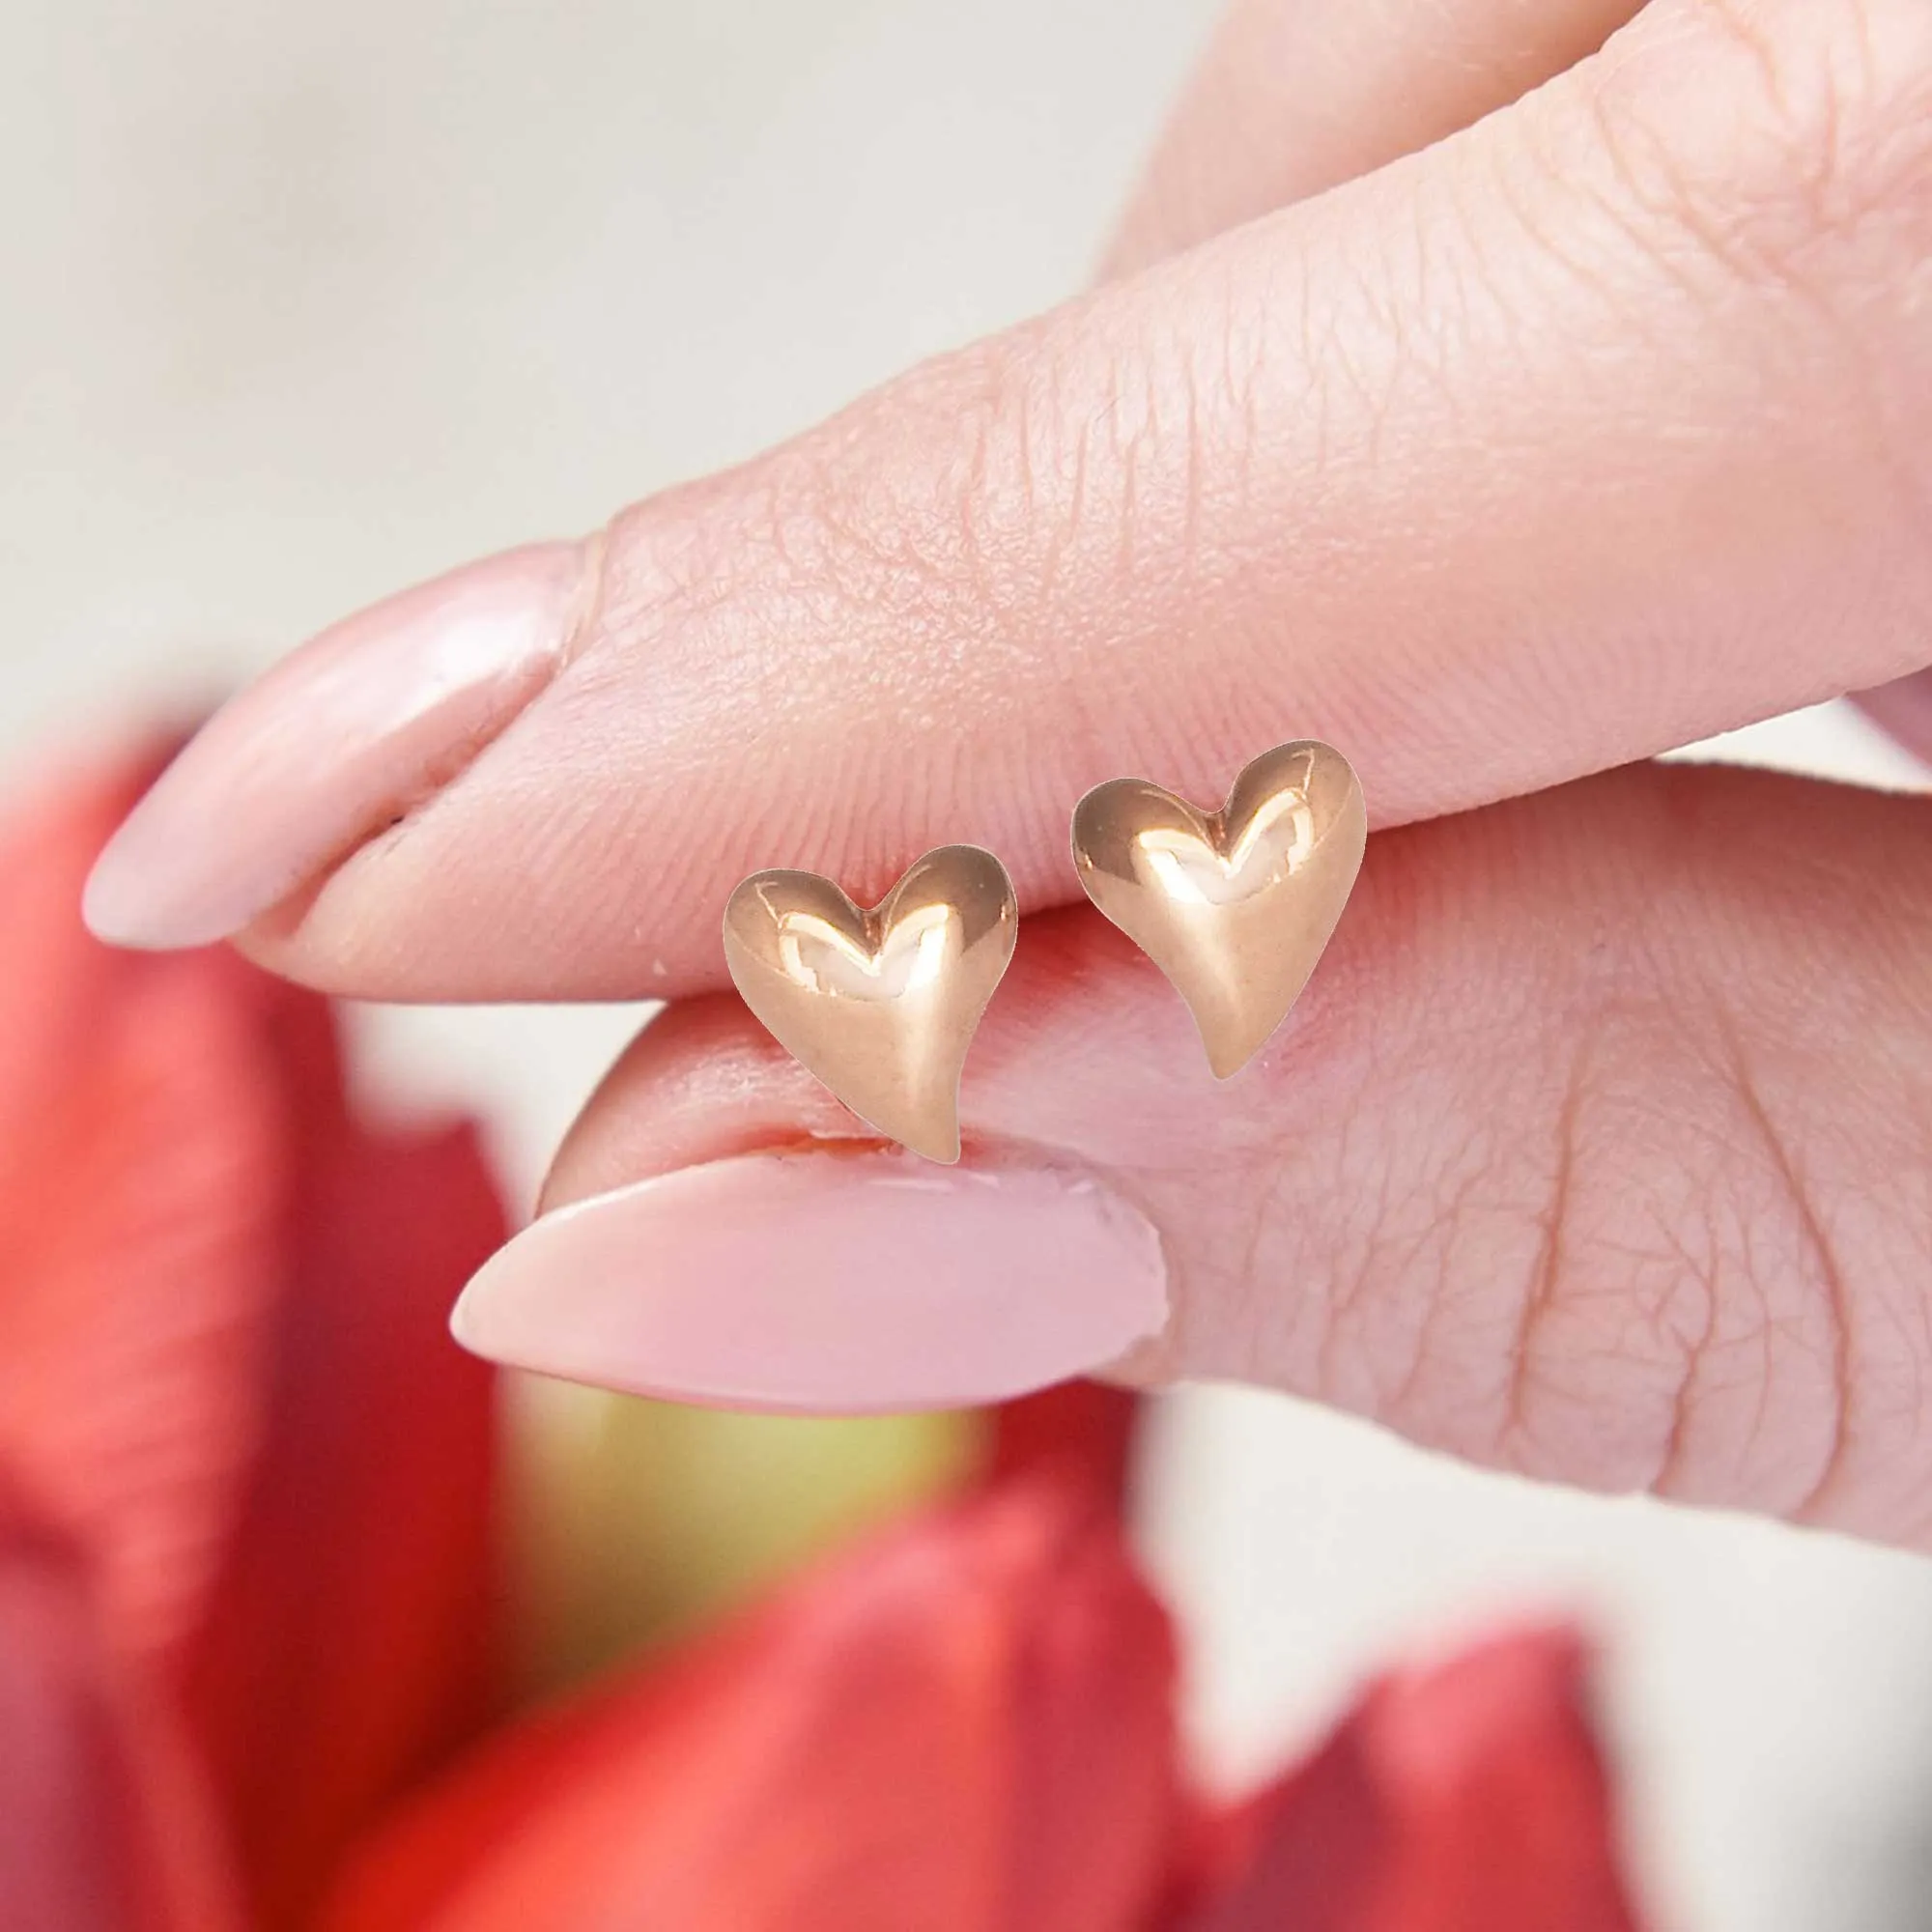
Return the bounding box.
[85,0,1932,1547]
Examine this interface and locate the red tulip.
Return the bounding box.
[1174,1627,1643,1932]
[325,1484,1184,1932]
[321,1475,1642,1932]
[0,745,1648,1932]
[0,1478,238,1932]
[0,747,507,1926]
[984,1379,1141,1513]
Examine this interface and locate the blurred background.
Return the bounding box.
[8,2,1932,1926]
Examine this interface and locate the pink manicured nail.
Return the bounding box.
[449,1151,1170,1413]
[83,541,587,949]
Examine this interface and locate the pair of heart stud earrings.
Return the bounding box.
[722,740,1366,1162]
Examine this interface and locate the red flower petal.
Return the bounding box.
[0,743,509,1924]
[0,749,289,1660]
[1181,1628,1645,1932]
[323,1483,1184,1932]
[181,1105,507,1927]
[0,1478,240,1932]
[984,1381,1141,1516]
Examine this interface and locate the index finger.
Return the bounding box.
[86,0,1932,999]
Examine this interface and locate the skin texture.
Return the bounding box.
[1103,0,1652,269]
[84,0,1932,1543]
[542,764,1932,1542]
[90,0,1932,998]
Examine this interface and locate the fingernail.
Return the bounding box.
[83,541,588,949]
[450,1151,1170,1413]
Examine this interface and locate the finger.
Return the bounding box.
[455,762,1932,1550]
[1114,0,1932,829]
[85,0,1932,999]
[1132,0,1932,803]
[1106,0,1647,273]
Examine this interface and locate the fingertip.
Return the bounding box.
[451,1150,1171,1414]
[81,541,589,956]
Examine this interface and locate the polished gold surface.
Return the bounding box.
[1070,741,1365,1078]
[723,846,1018,1162]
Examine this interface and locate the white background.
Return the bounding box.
[8,3,1932,1925]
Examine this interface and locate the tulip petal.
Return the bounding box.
[323,1484,1182,1932]
[0,744,509,1924]
[181,1097,506,1926]
[984,1382,1141,1516]
[0,1480,240,1932]
[0,749,288,1659]
[1181,1628,1645,1932]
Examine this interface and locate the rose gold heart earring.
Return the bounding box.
[723,846,1018,1163]
[1069,740,1365,1077]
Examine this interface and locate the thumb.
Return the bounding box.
[454,764,1932,1552]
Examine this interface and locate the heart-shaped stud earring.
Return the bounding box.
[723,845,1018,1163]
[1070,741,1365,1078]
